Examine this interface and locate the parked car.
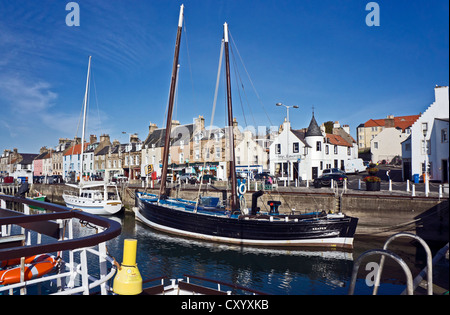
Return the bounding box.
[254,172,274,181]
[314,173,348,188]
[179,173,197,184]
[322,168,345,175]
[197,174,218,184]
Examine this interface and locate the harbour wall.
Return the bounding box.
[27,183,449,242]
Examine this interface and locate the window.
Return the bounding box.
[254,155,258,164]
[422,123,428,136]
[405,143,411,151]
[320,161,323,170]
[373,142,378,149]
[422,140,431,154]
[334,145,338,154]
[316,141,321,151]
[215,147,221,158]
[293,142,299,153]
[347,147,351,155]
[442,128,448,143]
[275,144,281,154]
[325,145,329,155]
[195,149,200,160]
[179,152,184,163]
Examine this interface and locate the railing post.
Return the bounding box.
[80,248,90,295]
[348,249,413,295]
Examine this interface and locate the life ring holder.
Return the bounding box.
[0,254,58,286]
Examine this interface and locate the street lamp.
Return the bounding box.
[276,103,299,122]
[276,103,299,186]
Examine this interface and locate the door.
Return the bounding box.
[312,167,318,179]
[442,159,448,183]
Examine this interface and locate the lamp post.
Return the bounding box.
[422,125,429,197]
[276,103,299,186]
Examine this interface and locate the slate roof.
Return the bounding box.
[305,114,322,137]
[143,124,194,148]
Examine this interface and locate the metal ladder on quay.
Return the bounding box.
[348,232,440,295]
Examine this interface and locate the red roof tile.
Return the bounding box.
[364,115,420,131]
[63,143,88,156]
[325,134,353,147]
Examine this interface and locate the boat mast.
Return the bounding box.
[159,4,184,198]
[223,23,238,210]
[80,55,91,187]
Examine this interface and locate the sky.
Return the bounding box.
[0,0,448,154]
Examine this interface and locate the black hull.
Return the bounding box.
[136,197,358,249]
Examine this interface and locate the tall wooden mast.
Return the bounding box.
[159,4,184,198]
[223,23,238,210]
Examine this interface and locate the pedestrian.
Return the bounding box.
[386,169,391,182]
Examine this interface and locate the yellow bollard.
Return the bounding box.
[113,239,143,295]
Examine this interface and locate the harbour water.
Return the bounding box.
[99,211,432,295]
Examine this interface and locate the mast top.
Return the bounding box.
[178,4,184,27]
[223,22,229,43]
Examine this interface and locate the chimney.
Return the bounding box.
[100,134,111,144]
[130,134,139,143]
[89,134,97,144]
[148,122,158,134]
[384,115,395,128]
[342,124,350,134]
[39,146,48,154]
[171,120,180,129]
[194,115,205,132]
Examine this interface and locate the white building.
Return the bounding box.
[371,127,411,163]
[235,130,268,177]
[269,115,358,181]
[401,86,449,182]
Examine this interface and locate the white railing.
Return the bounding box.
[0,194,121,295]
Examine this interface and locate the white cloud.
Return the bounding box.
[0,77,58,113]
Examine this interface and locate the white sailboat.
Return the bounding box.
[62,56,123,216]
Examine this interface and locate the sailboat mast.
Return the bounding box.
[159,4,184,198]
[223,23,238,210]
[80,55,91,184]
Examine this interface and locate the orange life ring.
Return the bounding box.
[0,254,57,285]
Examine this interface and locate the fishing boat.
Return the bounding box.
[135,5,358,249]
[62,56,122,216]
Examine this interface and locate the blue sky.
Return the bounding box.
[0,0,448,153]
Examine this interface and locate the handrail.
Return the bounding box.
[0,194,121,261]
[373,232,433,295]
[348,249,414,295]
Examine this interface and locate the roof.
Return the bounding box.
[64,143,89,156]
[18,153,39,165]
[305,114,322,137]
[291,129,309,147]
[364,115,420,131]
[325,134,353,147]
[143,124,194,148]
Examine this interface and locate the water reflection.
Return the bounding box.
[104,211,356,295]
